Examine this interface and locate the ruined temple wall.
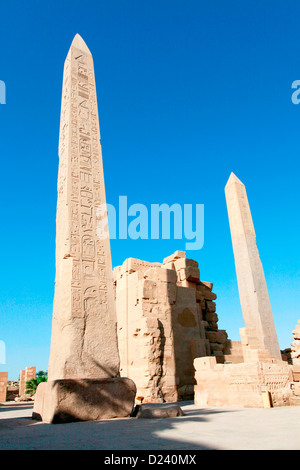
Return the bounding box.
[114,251,231,402]
[194,356,293,408]
[115,261,179,402]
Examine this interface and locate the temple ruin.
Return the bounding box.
[114,250,229,403]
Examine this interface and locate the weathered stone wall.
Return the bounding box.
[194,356,293,408]
[223,340,244,364]
[291,320,300,365]
[115,258,179,403]
[6,384,19,401]
[114,251,230,403]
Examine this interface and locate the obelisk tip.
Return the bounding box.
[71,34,91,54]
[225,172,244,189]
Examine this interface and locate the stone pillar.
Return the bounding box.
[24,366,36,394]
[19,370,26,396]
[25,366,36,382]
[33,35,136,423]
[225,173,281,360]
[20,367,36,395]
[0,372,8,402]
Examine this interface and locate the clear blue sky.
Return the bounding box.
[0,1,299,379]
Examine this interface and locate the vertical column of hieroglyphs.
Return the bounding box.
[48,35,120,380]
[225,172,281,360]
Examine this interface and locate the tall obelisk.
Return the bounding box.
[47,34,120,380]
[225,172,281,360]
[33,35,136,423]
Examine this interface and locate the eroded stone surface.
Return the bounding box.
[133,404,184,419]
[47,34,120,381]
[225,173,281,360]
[194,356,293,408]
[114,251,230,403]
[33,378,136,423]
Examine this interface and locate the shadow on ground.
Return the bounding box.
[0,401,235,450]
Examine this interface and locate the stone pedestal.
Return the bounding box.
[33,378,136,423]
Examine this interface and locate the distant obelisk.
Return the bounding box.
[225,173,281,360]
[33,35,136,423]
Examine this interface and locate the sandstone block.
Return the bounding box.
[194,356,217,371]
[206,312,218,322]
[292,326,300,340]
[292,365,300,382]
[209,342,224,352]
[207,321,218,331]
[174,257,198,271]
[206,301,216,313]
[32,378,136,424]
[142,279,157,300]
[292,383,300,396]
[146,317,160,329]
[163,251,186,265]
[162,261,175,271]
[196,286,217,301]
[133,404,184,418]
[179,279,197,289]
[173,257,200,283]
[118,258,161,277]
[200,281,213,291]
[144,267,177,284]
[185,266,200,282]
[178,267,200,283]
[206,331,227,344]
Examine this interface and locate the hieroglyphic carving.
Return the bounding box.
[65,50,109,316]
[48,34,119,381]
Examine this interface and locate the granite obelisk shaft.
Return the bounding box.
[48,34,120,380]
[225,173,281,360]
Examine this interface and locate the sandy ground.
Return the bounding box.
[0,401,299,450]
